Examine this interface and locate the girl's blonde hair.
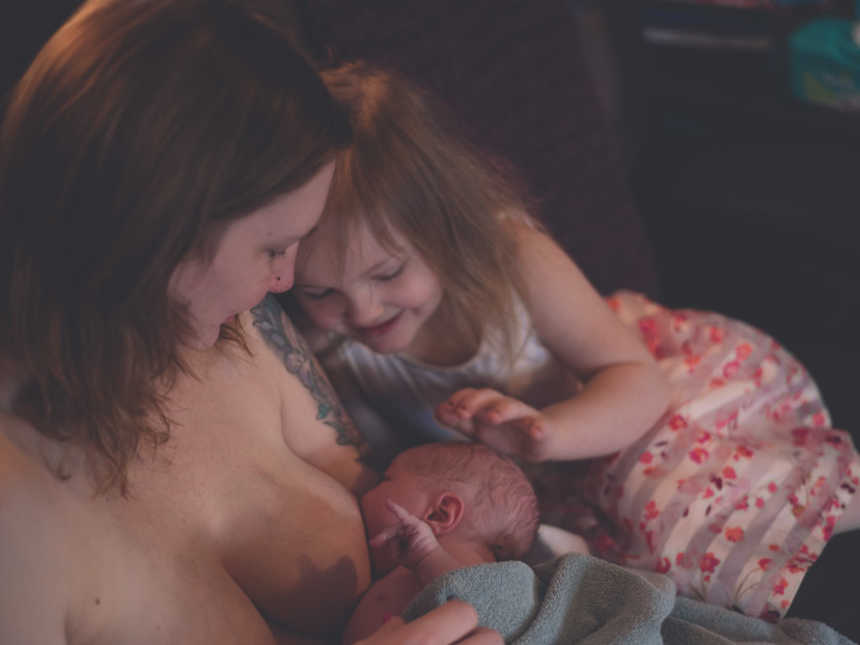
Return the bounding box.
[316,61,536,360]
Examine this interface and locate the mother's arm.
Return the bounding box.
[247,294,378,496]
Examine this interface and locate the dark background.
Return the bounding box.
[602,1,860,445]
[593,9,860,632]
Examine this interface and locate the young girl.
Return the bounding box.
[288,61,860,621]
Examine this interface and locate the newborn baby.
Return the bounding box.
[344,442,540,644]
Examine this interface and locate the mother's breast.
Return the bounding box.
[132,346,372,639]
[217,449,371,636]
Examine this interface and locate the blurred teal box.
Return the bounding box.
[789,18,860,110]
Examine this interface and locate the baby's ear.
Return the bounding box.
[424,492,465,536]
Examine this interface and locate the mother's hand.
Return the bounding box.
[355,599,501,645]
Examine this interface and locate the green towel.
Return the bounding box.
[403,554,855,644]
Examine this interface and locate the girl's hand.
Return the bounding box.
[355,599,501,645]
[369,499,441,570]
[435,388,554,462]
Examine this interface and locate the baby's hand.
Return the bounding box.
[370,499,441,570]
[435,388,553,462]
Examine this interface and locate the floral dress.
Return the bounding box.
[537,291,859,621]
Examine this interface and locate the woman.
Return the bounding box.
[0,1,497,643]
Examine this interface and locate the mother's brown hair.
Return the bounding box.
[0,0,350,493]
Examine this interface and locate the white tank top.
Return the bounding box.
[319,298,579,451]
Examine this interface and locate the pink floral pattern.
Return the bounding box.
[536,291,860,621]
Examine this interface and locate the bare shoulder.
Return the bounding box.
[0,430,70,644]
[510,220,653,373]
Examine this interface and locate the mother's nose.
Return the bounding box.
[269,248,297,293]
[269,273,293,293]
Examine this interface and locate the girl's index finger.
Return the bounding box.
[475,397,535,425]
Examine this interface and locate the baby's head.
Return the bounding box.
[290,61,530,358]
[361,442,539,575]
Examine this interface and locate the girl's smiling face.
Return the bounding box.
[169,162,335,348]
[293,216,443,355]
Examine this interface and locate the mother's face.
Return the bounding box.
[169,161,335,348]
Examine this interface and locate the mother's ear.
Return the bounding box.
[424,492,465,536]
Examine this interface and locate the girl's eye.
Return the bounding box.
[267,248,287,259]
[300,288,333,300]
[376,264,404,282]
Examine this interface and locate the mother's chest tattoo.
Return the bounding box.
[251,295,363,449]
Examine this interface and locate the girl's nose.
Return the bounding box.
[348,290,384,327]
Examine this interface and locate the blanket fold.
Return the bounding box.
[403,554,855,644]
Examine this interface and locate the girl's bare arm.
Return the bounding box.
[512,223,672,460]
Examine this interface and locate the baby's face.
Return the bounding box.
[360,454,431,575]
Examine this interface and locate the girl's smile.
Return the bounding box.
[294,218,443,356]
[357,311,403,340]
